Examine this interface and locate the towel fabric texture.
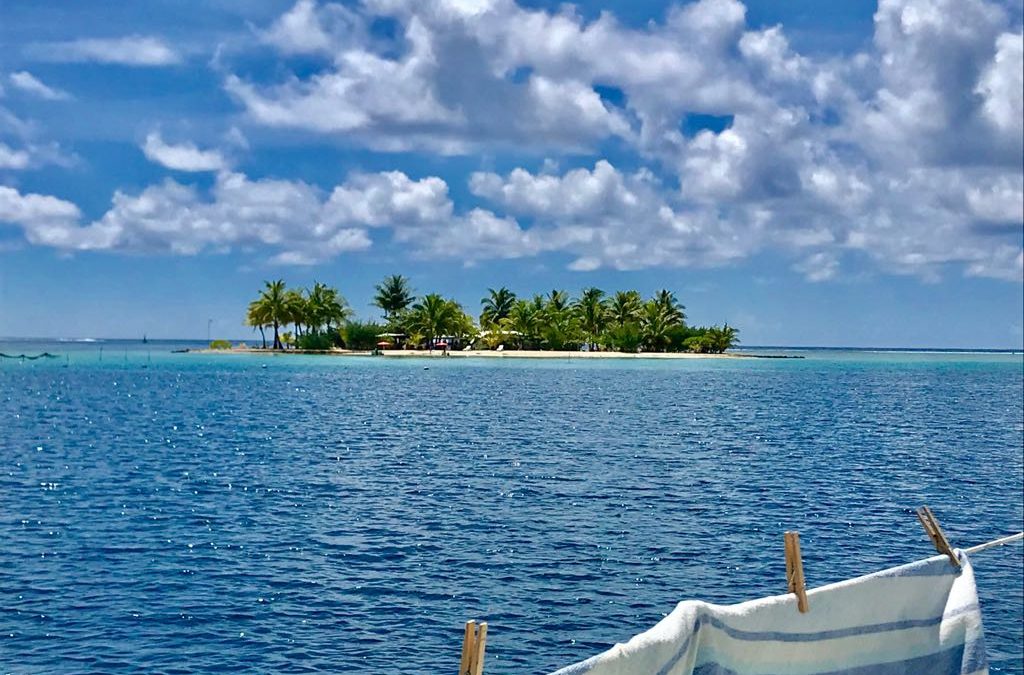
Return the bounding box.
[551,551,986,675]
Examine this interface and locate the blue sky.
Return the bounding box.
[0,0,1021,347]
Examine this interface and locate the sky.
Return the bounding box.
[0,0,1022,348]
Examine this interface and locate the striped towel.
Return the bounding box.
[550,551,986,675]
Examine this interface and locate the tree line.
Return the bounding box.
[244,275,738,353]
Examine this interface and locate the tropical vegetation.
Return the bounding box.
[244,278,739,353]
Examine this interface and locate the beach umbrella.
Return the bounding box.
[377,341,391,348]
[436,341,449,348]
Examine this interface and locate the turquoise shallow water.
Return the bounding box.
[1,342,1022,673]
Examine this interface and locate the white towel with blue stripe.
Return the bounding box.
[551,551,986,675]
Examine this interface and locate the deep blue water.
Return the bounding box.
[1,344,1022,673]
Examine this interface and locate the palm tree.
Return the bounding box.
[258,279,288,349]
[708,324,740,353]
[373,275,415,323]
[246,299,270,349]
[480,287,517,328]
[306,281,351,334]
[652,289,686,326]
[609,290,643,326]
[502,299,540,349]
[546,289,570,313]
[284,289,307,339]
[574,287,607,349]
[641,300,673,352]
[541,290,579,350]
[407,294,460,348]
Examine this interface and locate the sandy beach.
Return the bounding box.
[191,347,785,359]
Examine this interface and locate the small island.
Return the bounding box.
[212,276,744,358]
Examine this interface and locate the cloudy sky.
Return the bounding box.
[0,0,1021,347]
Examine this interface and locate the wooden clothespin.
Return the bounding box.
[784,531,809,613]
[916,506,960,567]
[459,620,488,675]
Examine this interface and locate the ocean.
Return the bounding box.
[1,340,1022,673]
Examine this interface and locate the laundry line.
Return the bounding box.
[963,530,1023,554]
[455,514,1022,675]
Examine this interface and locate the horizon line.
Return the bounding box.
[1,336,1021,353]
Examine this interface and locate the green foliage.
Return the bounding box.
[255,279,288,349]
[246,280,738,354]
[501,299,541,348]
[606,322,643,353]
[247,279,352,350]
[640,297,684,352]
[682,324,740,353]
[296,332,337,350]
[305,281,352,333]
[609,290,643,326]
[209,339,232,350]
[343,321,388,350]
[480,287,517,328]
[404,293,465,346]
[373,275,415,323]
[574,287,608,347]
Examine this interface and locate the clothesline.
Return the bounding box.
[964,531,1024,554]
[458,526,1023,675]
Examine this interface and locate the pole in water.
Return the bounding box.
[99,346,103,362]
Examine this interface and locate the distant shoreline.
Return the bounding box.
[189,347,802,360]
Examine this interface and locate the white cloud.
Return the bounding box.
[0,170,461,265]
[0,137,74,171]
[469,160,761,270]
[323,171,453,226]
[27,36,181,66]
[977,32,1024,139]
[0,185,80,223]
[261,0,364,55]
[142,132,228,172]
[396,207,541,261]
[6,0,1023,284]
[8,72,71,101]
[793,252,840,282]
[262,0,333,54]
[227,0,760,151]
[0,142,31,169]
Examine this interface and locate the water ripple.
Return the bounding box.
[0,354,1021,673]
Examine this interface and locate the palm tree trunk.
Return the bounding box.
[258,325,266,349]
[273,321,281,350]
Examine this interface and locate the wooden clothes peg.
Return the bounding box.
[784,531,809,613]
[916,506,960,568]
[459,620,488,675]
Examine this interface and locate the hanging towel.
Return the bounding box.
[550,551,986,675]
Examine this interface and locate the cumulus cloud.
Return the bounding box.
[976,32,1024,139]
[141,132,228,172]
[323,171,453,226]
[26,36,181,66]
[469,160,762,270]
[8,72,71,101]
[260,0,364,55]
[0,185,80,224]
[6,0,1022,283]
[0,170,464,264]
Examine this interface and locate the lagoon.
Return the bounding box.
[1,342,1022,672]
